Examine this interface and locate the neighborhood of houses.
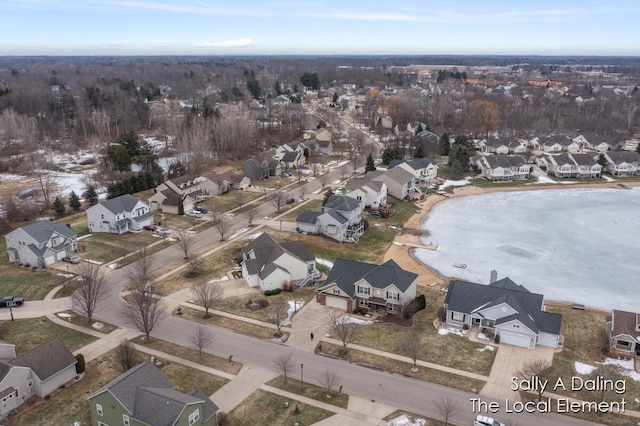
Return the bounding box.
[2,122,640,423]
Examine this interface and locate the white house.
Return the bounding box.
[345,179,387,210]
[444,277,562,349]
[296,194,364,243]
[240,233,318,291]
[387,158,438,186]
[86,194,153,235]
[5,221,78,268]
[603,151,640,176]
[474,155,531,181]
[372,167,418,200]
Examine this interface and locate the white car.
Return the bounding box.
[474,415,505,426]
[185,210,202,218]
[156,228,171,235]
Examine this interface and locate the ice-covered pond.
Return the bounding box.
[415,187,640,312]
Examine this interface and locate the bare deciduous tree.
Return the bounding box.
[234,190,245,209]
[216,213,228,241]
[318,369,339,392]
[319,172,329,188]
[176,228,196,259]
[274,353,295,384]
[515,358,553,401]
[267,302,289,338]
[115,339,140,373]
[327,309,361,356]
[190,281,223,318]
[434,396,459,426]
[71,261,110,324]
[247,206,257,226]
[269,188,286,212]
[299,186,307,201]
[399,332,423,372]
[190,325,215,356]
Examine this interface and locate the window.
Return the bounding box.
[356,285,370,296]
[27,380,33,388]
[332,288,340,295]
[96,404,103,416]
[359,299,369,307]
[98,422,109,426]
[618,340,630,347]
[188,409,200,426]
[385,291,399,301]
[387,304,397,313]
[123,414,130,426]
[451,312,465,322]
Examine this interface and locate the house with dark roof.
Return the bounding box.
[89,362,218,426]
[478,137,529,155]
[208,171,251,193]
[538,135,584,153]
[573,134,618,152]
[242,153,280,180]
[241,232,318,291]
[603,151,640,176]
[0,337,77,420]
[388,157,438,185]
[606,310,640,357]
[444,277,562,349]
[296,194,364,243]
[345,178,387,210]
[86,194,153,235]
[149,175,218,214]
[316,258,418,315]
[371,166,418,200]
[474,155,531,181]
[5,221,78,267]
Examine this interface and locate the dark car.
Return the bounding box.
[194,207,209,214]
[0,296,24,308]
[143,225,158,231]
[286,198,296,204]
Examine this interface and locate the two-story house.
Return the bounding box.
[316,258,418,315]
[574,134,618,152]
[474,155,531,181]
[242,153,281,180]
[606,310,640,357]
[5,221,78,268]
[89,362,218,426]
[388,158,438,186]
[479,137,529,155]
[86,194,153,235]
[241,233,319,291]
[296,194,364,243]
[603,151,640,176]
[372,167,417,200]
[345,179,387,210]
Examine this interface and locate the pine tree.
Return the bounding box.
[322,188,334,206]
[69,191,81,211]
[382,147,400,165]
[365,153,376,173]
[438,132,451,156]
[332,92,339,103]
[53,197,66,215]
[413,145,425,158]
[597,153,608,168]
[84,185,99,205]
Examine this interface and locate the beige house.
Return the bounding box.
[606,310,640,357]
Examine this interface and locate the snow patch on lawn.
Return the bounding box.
[477,332,489,340]
[602,358,640,381]
[528,175,558,185]
[386,414,426,426]
[438,327,467,337]
[602,175,616,182]
[477,345,495,352]
[207,276,229,284]
[335,315,373,326]
[316,258,334,268]
[281,300,305,326]
[439,177,471,190]
[574,362,597,375]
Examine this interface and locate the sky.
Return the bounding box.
[1,0,639,56]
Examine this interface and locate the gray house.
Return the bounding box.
[606,310,640,357]
[0,337,77,420]
[86,194,153,235]
[296,194,364,243]
[372,167,417,200]
[5,221,78,267]
[444,277,562,349]
[89,362,218,426]
[242,153,280,180]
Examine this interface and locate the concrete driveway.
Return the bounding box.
[480,344,555,401]
[286,298,335,352]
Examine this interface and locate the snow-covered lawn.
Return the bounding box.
[281,299,305,326]
[602,175,616,182]
[528,175,558,185]
[316,258,334,268]
[602,358,640,381]
[207,276,229,284]
[477,332,489,340]
[437,327,467,337]
[574,361,597,375]
[386,414,426,426]
[439,177,471,190]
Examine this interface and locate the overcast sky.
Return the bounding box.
[1,0,638,56]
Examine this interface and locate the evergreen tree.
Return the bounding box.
[322,188,334,206]
[382,146,401,165]
[247,80,261,100]
[597,153,608,168]
[84,185,99,205]
[413,145,425,158]
[438,132,451,156]
[68,191,81,211]
[129,176,141,193]
[117,130,142,158]
[106,182,119,199]
[365,153,376,173]
[448,135,474,180]
[332,92,339,103]
[53,197,66,215]
[300,72,320,90]
[274,80,282,96]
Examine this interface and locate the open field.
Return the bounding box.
[0,317,96,355]
[225,389,334,426]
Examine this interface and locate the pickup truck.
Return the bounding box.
[0,296,24,308]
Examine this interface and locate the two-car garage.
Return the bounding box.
[498,331,535,349]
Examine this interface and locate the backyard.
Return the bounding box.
[0,317,96,354]
[78,231,160,264]
[0,241,60,300]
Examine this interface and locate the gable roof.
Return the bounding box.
[296,211,323,224]
[610,310,640,341]
[388,158,435,171]
[133,386,202,426]
[9,337,76,381]
[539,135,573,146]
[242,233,314,275]
[606,151,640,163]
[282,151,300,162]
[570,153,598,166]
[445,278,562,334]
[10,221,77,242]
[482,155,526,169]
[318,258,417,297]
[324,194,360,212]
[375,166,414,185]
[96,194,143,214]
[189,389,219,422]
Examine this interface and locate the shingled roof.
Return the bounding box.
[14,221,76,243]
[242,233,314,275]
[9,337,76,381]
[98,194,143,214]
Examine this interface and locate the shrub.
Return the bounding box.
[217,411,227,426]
[436,306,446,321]
[494,334,500,344]
[75,353,86,374]
[462,324,469,330]
[264,289,282,296]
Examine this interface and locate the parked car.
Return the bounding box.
[474,415,505,426]
[0,296,24,308]
[194,207,208,214]
[62,255,80,264]
[143,224,158,231]
[156,228,171,235]
[286,198,296,204]
[185,210,203,218]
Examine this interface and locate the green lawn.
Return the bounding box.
[225,389,334,426]
[0,317,97,354]
[0,241,60,301]
[79,231,158,263]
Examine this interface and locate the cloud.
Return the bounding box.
[195,38,255,48]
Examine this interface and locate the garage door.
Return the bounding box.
[325,296,348,310]
[537,333,558,348]
[500,331,533,348]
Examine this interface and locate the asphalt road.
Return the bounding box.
[89,153,603,425]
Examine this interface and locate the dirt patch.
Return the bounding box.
[245,299,269,311]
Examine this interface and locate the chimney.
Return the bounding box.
[490,270,498,283]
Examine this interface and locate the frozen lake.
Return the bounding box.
[415,187,640,312]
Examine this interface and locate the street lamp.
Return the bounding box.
[300,363,304,392]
